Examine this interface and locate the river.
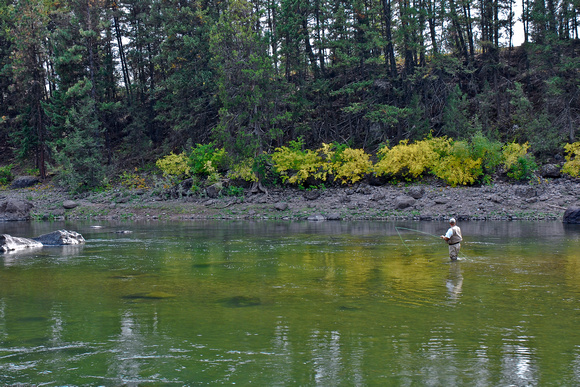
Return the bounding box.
[0,220,579,385]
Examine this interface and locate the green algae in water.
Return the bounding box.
[220,295,262,307]
[123,291,177,300]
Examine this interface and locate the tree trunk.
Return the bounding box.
[382,0,397,77]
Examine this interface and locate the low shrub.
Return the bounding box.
[431,140,483,186]
[374,138,441,180]
[320,143,373,184]
[0,164,14,185]
[272,138,326,185]
[502,142,537,181]
[562,142,580,177]
[156,152,190,178]
[188,143,226,177]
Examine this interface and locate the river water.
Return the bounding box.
[0,220,579,385]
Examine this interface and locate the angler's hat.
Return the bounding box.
[449,218,456,224]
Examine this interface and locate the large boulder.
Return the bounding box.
[10,176,40,189]
[563,207,580,224]
[407,186,425,199]
[0,199,34,221]
[395,196,416,210]
[0,235,43,252]
[32,230,85,246]
[540,164,561,178]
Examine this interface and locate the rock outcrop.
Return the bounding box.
[1,230,85,252]
[563,207,580,224]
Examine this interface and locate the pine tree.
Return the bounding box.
[210,0,292,159]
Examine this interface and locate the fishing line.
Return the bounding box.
[394,226,440,239]
[395,226,412,252]
[394,226,468,259]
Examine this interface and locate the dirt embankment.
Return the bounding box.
[1,177,579,222]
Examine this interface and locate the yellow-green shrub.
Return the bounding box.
[374,138,444,179]
[272,142,326,184]
[327,147,373,184]
[502,142,537,180]
[562,141,580,177]
[431,141,483,186]
[502,142,530,170]
[156,152,191,177]
[227,158,259,182]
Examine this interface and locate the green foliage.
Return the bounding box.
[156,152,191,178]
[502,142,537,181]
[188,143,226,176]
[469,131,502,182]
[53,97,107,193]
[0,164,13,185]
[562,142,580,177]
[442,85,472,139]
[222,185,245,197]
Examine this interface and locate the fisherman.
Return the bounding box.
[440,218,462,261]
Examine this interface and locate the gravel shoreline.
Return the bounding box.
[2,178,579,222]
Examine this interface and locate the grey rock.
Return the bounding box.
[395,196,416,210]
[515,186,538,198]
[1,229,84,252]
[356,185,372,195]
[489,194,503,203]
[408,186,425,199]
[307,214,325,221]
[303,190,321,200]
[540,164,561,178]
[0,234,43,252]
[563,207,580,224]
[370,191,386,201]
[435,197,449,204]
[32,230,85,246]
[206,183,222,198]
[326,212,341,220]
[63,200,79,209]
[10,176,40,189]
[274,202,289,211]
[0,199,34,221]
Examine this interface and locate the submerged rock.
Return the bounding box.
[221,295,261,307]
[123,291,177,300]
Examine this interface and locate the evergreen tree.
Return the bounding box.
[210,0,292,158]
[54,89,106,192]
[8,0,51,178]
[154,0,218,149]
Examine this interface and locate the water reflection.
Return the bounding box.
[446,262,463,302]
[0,220,578,385]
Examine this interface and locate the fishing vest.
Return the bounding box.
[448,226,462,245]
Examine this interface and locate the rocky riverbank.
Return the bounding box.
[1,177,579,222]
